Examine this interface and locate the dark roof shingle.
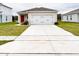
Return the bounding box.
[19,7,57,13]
[62,9,79,15]
[27,7,57,11]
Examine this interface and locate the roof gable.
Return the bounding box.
[18,7,58,15]
[26,7,57,11]
[66,9,79,14]
[18,7,57,14]
[62,8,79,15]
[0,3,12,9]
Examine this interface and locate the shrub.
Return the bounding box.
[54,22,59,25]
[21,21,29,25]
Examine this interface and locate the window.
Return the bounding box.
[67,16,68,20]
[70,15,72,20]
[0,15,2,19]
[6,16,7,21]
[0,15,2,22]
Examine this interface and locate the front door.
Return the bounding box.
[20,15,24,23]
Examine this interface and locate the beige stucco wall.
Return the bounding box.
[18,15,21,24]
[18,14,28,24]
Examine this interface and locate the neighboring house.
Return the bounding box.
[0,3,12,23]
[62,9,79,22]
[18,7,58,25]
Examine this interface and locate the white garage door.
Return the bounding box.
[30,16,53,25]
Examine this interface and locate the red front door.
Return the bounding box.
[20,15,24,23]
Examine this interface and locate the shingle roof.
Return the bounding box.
[62,8,79,15]
[19,7,57,13]
[65,9,79,14]
[26,7,57,11]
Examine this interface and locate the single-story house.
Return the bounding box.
[62,8,79,22]
[18,7,58,25]
[0,3,12,23]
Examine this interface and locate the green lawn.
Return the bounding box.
[0,22,28,36]
[57,21,79,36]
[0,40,13,45]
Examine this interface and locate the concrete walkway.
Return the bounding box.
[0,36,17,40]
[0,25,79,56]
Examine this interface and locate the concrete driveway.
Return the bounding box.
[21,25,73,36]
[16,25,77,41]
[0,25,79,56]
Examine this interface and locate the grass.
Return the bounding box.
[0,22,28,36]
[57,21,79,36]
[0,22,16,26]
[0,40,13,45]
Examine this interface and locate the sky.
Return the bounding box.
[3,3,79,15]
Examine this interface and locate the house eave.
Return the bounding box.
[18,11,57,15]
[28,11,57,13]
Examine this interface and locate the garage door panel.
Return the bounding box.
[30,16,53,25]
